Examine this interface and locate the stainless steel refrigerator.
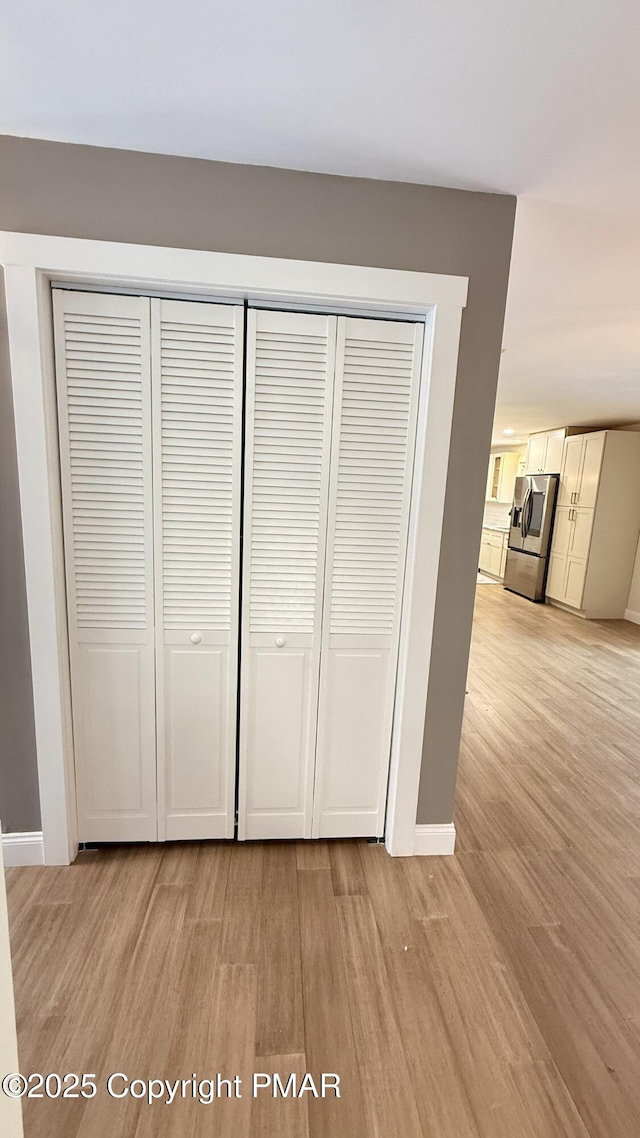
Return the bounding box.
[503,475,559,601]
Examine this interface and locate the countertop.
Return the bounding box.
[482,524,510,533]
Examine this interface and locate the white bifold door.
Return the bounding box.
[55,291,423,844]
[239,310,423,839]
[54,290,243,842]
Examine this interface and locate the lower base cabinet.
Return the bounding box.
[546,553,588,609]
[479,529,508,578]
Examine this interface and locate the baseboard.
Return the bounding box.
[624,608,640,625]
[413,822,456,856]
[2,831,45,867]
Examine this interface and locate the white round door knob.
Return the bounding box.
[275,636,286,648]
[190,632,202,644]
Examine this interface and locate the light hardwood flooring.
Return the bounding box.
[6,584,640,1137]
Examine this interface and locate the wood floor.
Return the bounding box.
[7,584,640,1137]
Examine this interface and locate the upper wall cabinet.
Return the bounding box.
[524,428,566,474]
[557,431,605,508]
[485,451,519,503]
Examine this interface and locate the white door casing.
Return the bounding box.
[152,299,243,840]
[312,317,424,838]
[2,233,467,862]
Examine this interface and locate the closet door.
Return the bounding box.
[239,310,336,839]
[152,299,243,840]
[312,317,423,838]
[54,290,157,842]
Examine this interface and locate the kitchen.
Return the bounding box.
[478,425,640,621]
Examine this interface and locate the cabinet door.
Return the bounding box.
[152,299,243,840]
[486,454,501,500]
[526,435,546,473]
[239,310,337,839]
[497,452,518,503]
[312,317,423,838]
[54,290,157,842]
[558,435,584,506]
[550,506,572,557]
[479,534,492,572]
[576,433,605,507]
[546,553,567,601]
[570,508,594,560]
[564,557,587,609]
[488,542,503,576]
[499,538,508,578]
[542,430,565,474]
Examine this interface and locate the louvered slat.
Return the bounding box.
[61,309,147,629]
[328,333,420,635]
[248,327,332,634]
[158,315,237,632]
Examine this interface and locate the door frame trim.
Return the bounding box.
[1,231,467,862]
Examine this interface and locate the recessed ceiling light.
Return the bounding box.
[503,428,516,435]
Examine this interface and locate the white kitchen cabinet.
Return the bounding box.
[547,430,640,618]
[486,450,519,503]
[546,553,588,610]
[525,428,566,474]
[558,431,605,508]
[525,433,547,474]
[479,528,508,578]
[550,507,594,561]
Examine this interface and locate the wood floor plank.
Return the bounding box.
[295,842,330,871]
[73,882,190,1138]
[328,840,368,896]
[363,846,481,1138]
[186,842,231,922]
[133,918,222,1138]
[255,843,304,1057]
[297,867,367,1138]
[191,963,258,1138]
[219,843,264,964]
[335,892,425,1137]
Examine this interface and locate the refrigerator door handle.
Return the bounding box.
[521,488,531,539]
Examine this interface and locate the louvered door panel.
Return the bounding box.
[152,299,243,839]
[53,290,157,842]
[239,309,336,839]
[313,317,424,838]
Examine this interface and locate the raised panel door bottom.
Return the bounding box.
[163,645,233,840]
[76,644,157,843]
[313,649,391,838]
[241,647,318,840]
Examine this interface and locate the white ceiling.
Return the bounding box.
[2,0,640,442]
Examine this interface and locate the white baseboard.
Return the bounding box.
[624,608,640,625]
[2,831,45,867]
[413,822,456,856]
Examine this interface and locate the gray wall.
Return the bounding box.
[0,269,41,831]
[0,135,515,832]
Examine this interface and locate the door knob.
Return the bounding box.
[275,636,286,648]
[190,632,202,644]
